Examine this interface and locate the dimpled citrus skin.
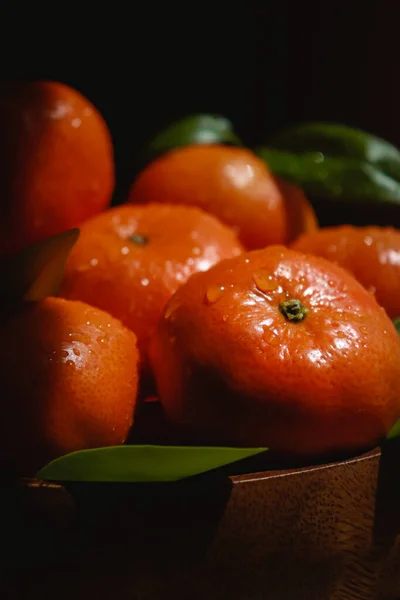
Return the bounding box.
[128,145,291,250]
[292,225,400,319]
[58,203,243,373]
[150,245,400,457]
[0,297,139,475]
[0,80,114,257]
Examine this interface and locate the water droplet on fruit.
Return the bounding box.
[66,360,75,367]
[205,285,225,304]
[73,348,81,356]
[262,325,280,345]
[97,337,105,344]
[86,321,91,326]
[141,278,150,287]
[360,325,368,333]
[222,314,229,322]
[364,236,373,246]
[121,246,130,256]
[252,270,278,293]
[337,331,346,338]
[61,350,69,358]
[90,258,98,267]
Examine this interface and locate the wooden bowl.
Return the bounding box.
[1,440,399,599]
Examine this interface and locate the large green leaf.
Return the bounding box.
[36,445,267,483]
[140,114,242,165]
[268,122,400,183]
[256,147,400,206]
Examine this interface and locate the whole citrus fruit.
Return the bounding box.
[0,297,139,475]
[127,145,317,250]
[150,245,400,457]
[0,80,115,257]
[291,225,400,319]
[58,203,243,374]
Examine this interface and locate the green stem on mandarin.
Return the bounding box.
[129,234,148,245]
[279,299,309,322]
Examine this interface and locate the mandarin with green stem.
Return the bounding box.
[150,245,400,457]
[59,203,243,378]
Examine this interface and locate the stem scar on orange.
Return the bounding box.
[150,245,400,458]
[58,203,243,379]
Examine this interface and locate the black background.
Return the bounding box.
[0,1,399,197]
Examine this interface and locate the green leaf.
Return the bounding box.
[268,122,400,183]
[0,228,80,306]
[386,420,400,440]
[36,445,267,483]
[393,317,400,336]
[256,147,400,206]
[140,114,242,164]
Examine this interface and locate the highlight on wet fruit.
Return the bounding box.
[1,90,400,482]
[128,144,318,250]
[150,245,400,457]
[0,297,139,475]
[0,80,115,258]
[58,203,243,377]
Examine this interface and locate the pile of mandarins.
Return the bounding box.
[1,81,400,476]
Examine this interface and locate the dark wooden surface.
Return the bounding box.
[1,444,399,599]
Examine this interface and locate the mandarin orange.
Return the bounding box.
[292,225,400,318]
[127,145,317,250]
[58,203,243,375]
[150,245,400,457]
[0,80,114,257]
[0,297,139,475]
